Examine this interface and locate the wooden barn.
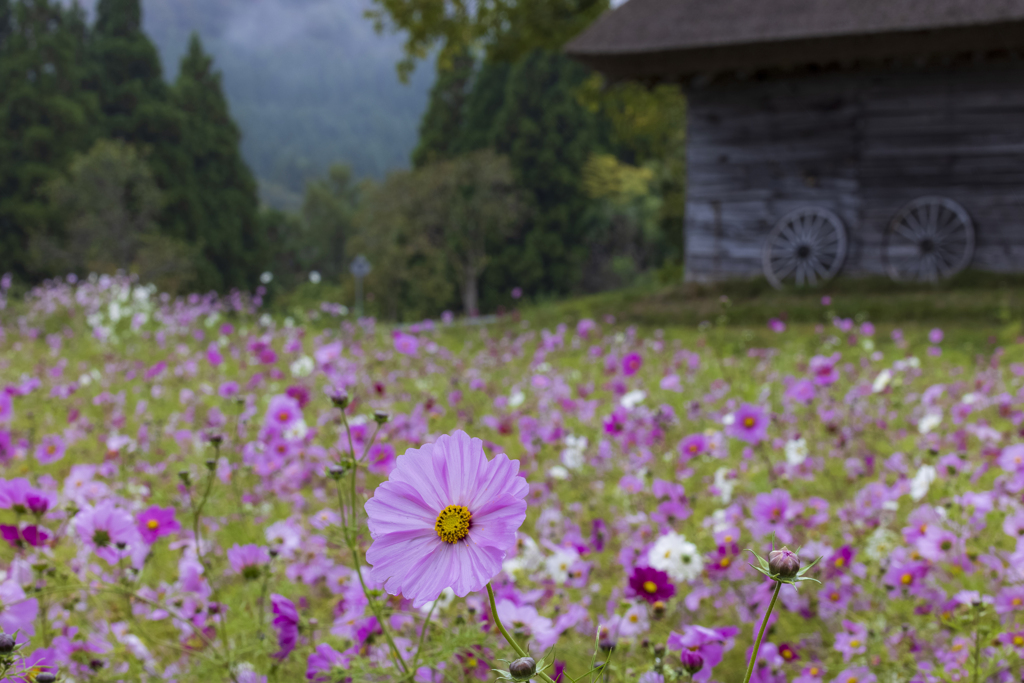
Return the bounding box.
[566,0,1024,286]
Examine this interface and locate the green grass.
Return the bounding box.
[520,270,1024,330]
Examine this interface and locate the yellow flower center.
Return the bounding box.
[147,520,159,530]
[629,613,639,623]
[849,639,861,648]
[465,657,478,668]
[847,678,858,683]
[810,668,819,676]
[834,557,845,567]
[435,505,472,543]
[782,649,793,660]
[1015,636,1024,646]
[743,417,756,428]
[830,592,840,602]
[1014,598,1022,607]
[642,580,658,594]
[720,557,732,568]
[900,573,912,585]
[277,410,291,422]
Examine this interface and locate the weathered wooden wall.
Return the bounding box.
[684,60,1024,282]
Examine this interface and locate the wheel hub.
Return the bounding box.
[796,245,811,259]
[919,239,934,254]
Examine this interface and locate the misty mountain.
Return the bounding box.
[78,0,433,208]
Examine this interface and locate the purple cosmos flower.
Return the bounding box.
[785,379,816,405]
[271,594,299,660]
[667,625,739,683]
[794,665,826,683]
[137,506,180,544]
[364,430,528,606]
[622,353,643,376]
[228,544,271,580]
[366,442,397,476]
[808,353,841,386]
[35,434,65,465]
[727,403,768,444]
[265,394,303,431]
[833,620,868,661]
[928,328,944,344]
[306,643,351,681]
[832,666,875,683]
[628,566,676,604]
[747,489,798,543]
[1,524,50,548]
[75,501,141,564]
[995,586,1024,615]
[768,318,786,333]
[0,581,39,639]
[393,332,419,356]
[679,433,708,462]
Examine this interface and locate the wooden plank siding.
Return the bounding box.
[684,60,1024,282]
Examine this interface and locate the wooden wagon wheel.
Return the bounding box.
[883,196,974,282]
[762,207,848,289]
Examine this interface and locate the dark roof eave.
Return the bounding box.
[567,20,1024,82]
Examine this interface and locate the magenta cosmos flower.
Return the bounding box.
[628,566,676,604]
[137,506,180,543]
[364,430,528,606]
[622,352,643,376]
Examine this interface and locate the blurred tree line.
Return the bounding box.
[0,0,261,292]
[323,0,688,318]
[0,0,686,318]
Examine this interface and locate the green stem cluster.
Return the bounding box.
[742,581,782,683]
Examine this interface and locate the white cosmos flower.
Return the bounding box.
[647,532,703,582]
[713,468,736,504]
[561,435,588,470]
[784,438,809,466]
[548,465,569,480]
[872,369,892,393]
[918,413,942,435]
[502,535,544,578]
[910,465,937,502]
[509,391,526,408]
[545,547,580,584]
[290,356,314,378]
[620,390,646,409]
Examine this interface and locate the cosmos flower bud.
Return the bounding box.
[653,644,666,658]
[35,673,57,683]
[373,409,390,425]
[207,434,223,446]
[599,627,617,653]
[205,459,216,471]
[0,633,14,653]
[330,391,350,409]
[327,464,348,480]
[508,657,536,681]
[178,470,191,487]
[680,649,704,675]
[769,547,800,578]
[652,600,666,619]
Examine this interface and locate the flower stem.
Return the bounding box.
[486,583,557,683]
[742,581,782,683]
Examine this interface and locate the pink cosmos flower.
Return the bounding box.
[727,404,768,445]
[833,620,868,661]
[831,666,875,683]
[0,580,39,639]
[271,594,299,660]
[364,430,528,606]
[667,625,739,683]
[306,643,351,681]
[75,501,141,564]
[137,506,180,544]
[679,433,708,461]
[265,394,302,431]
[228,543,271,580]
[768,318,786,333]
[809,353,841,386]
[35,434,66,464]
[0,391,12,422]
[622,353,643,376]
[393,331,419,356]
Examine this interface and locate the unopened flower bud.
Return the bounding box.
[330,392,350,410]
[680,649,704,675]
[205,459,216,471]
[35,673,57,683]
[373,409,390,425]
[508,657,536,681]
[768,546,800,578]
[0,633,14,653]
[653,644,666,658]
[178,470,191,487]
[598,626,616,653]
[327,464,348,480]
[208,434,223,446]
[652,600,666,620]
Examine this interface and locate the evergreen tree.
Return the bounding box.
[90,0,195,257]
[0,0,98,279]
[411,48,474,168]
[483,49,607,304]
[453,59,510,155]
[172,33,260,291]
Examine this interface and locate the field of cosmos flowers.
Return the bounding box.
[0,273,1023,683]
